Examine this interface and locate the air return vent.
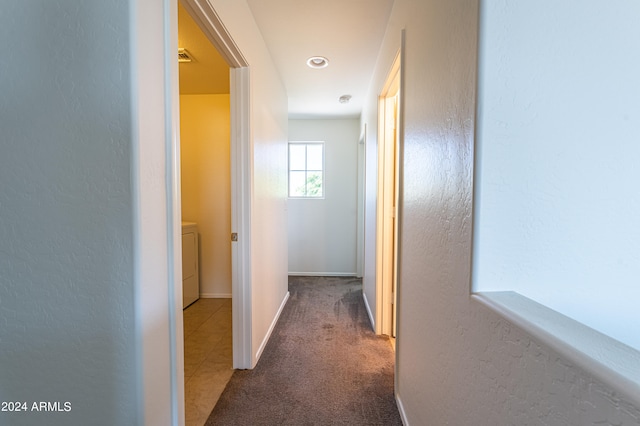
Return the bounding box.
[178,48,193,63]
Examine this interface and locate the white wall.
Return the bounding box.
[180,94,232,298]
[288,119,360,276]
[0,2,137,425]
[362,0,640,424]
[208,0,290,366]
[362,114,379,326]
[474,1,640,352]
[1,1,289,425]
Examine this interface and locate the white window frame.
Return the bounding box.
[288,141,325,199]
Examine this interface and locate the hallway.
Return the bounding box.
[205,276,401,425]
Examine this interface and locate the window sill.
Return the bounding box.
[472,291,640,405]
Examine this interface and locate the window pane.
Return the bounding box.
[306,171,323,197]
[306,145,323,170]
[288,142,324,198]
[289,145,306,170]
[289,171,307,197]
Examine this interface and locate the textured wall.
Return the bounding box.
[0,2,136,425]
[474,1,640,352]
[288,119,359,275]
[362,0,640,424]
[180,94,232,298]
[208,0,290,366]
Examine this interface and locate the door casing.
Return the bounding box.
[376,49,402,338]
[179,0,253,370]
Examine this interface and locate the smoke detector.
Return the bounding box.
[178,48,194,63]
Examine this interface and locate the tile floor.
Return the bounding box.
[183,298,234,426]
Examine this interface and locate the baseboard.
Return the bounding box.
[396,392,409,425]
[362,290,375,331]
[288,272,357,277]
[254,290,290,363]
[199,293,232,299]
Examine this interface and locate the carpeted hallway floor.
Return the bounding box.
[206,276,402,425]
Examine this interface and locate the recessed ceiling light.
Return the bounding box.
[307,56,329,69]
[339,95,352,104]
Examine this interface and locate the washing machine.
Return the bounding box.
[182,222,200,308]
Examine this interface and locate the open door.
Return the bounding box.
[178,0,252,369]
[376,51,402,339]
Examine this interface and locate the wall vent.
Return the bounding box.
[178,48,194,63]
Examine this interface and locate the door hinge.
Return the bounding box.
[231,233,238,242]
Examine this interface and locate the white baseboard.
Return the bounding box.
[199,293,232,299]
[254,290,290,362]
[362,290,375,331]
[396,392,409,425]
[288,272,357,277]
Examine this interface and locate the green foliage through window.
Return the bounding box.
[289,143,324,198]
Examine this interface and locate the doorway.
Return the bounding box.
[376,51,402,341]
[178,0,251,371]
[177,3,234,423]
[178,2,232,303]
[137,0,253,422]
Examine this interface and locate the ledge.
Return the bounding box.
[472,291,640,405]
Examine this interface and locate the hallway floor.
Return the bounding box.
[206,276,401,425]
[183,298,233,426]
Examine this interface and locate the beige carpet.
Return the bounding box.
[206,276,402,425]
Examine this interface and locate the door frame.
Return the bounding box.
[375,47,403,337]
[356,124,367,278]
[136,0,252,423]
[179,0,253,369]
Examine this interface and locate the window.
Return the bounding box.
[288,142,324,198]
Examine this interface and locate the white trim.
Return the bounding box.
[395,392,410,426]
[376,49,402,337]
[230,66,253,369]
[130,3,144,422]
[288,272,358,277]
[473,291,640,406]
[356,124,367,278]
[254,291,290,361]
[362,290,375,331]
[374,94,385,335]
[165,0,184,424]
[199,293,232,299]
[132,0,183,424]
[179,0,248,67]
[179,0,253,370]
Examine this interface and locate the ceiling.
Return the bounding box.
[247,0,394,119]
[178,1,394,119]
[177,3,229,95]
